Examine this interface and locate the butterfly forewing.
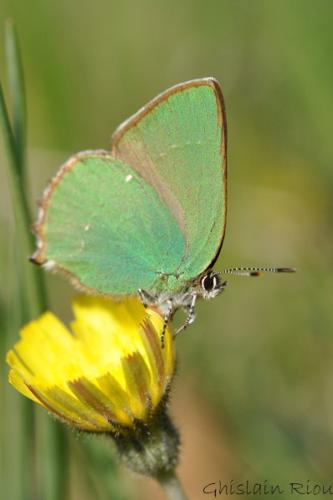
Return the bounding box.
[112,78,227,284]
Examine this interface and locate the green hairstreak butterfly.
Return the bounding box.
[31,78,294,343]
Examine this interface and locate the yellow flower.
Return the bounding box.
[7,296,175,434]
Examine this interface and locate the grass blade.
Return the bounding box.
[1,22,69,500]
[5,19,26,176]
[0,82,46,315]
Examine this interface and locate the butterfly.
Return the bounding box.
[31,78,294,344]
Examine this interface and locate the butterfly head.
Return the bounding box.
[200,271,227,300]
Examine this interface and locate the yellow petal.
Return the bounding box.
[6,296,176,433]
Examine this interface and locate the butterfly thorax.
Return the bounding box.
[138,270,227,331]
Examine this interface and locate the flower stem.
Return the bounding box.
[157,470,188,500]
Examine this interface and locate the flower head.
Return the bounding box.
[7,296,175,434]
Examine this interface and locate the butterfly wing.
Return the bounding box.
[112,77,227,285]
[32,151,185,295]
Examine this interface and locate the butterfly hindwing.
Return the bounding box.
[33,152,185,295]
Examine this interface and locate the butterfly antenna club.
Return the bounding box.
[220,267,296,277]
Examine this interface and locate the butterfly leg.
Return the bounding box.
[138,290,172,348]
[175,292,197,339]
[161,299,173,349]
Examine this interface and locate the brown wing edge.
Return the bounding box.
[29,149,130,298]
[202,79,228,273]
[111,77,228,276]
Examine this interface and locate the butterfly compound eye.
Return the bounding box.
[201,273,219,292]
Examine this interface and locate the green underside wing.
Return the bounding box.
[33,78,227,296]
[112,81,226,282]
[41,153,185,294]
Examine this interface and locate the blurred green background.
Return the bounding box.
[1,1,333,499]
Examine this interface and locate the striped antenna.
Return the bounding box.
[220,267,296,277]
